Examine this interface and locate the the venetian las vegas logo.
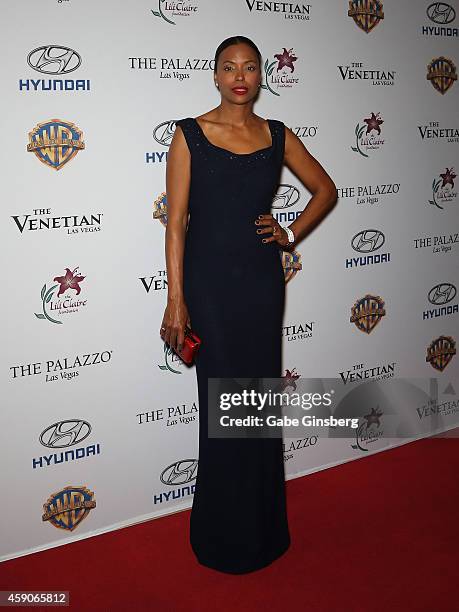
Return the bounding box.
[351,112,385,157]
[350,294,386,333]
[426,335,456,371]
[427,56,457,93]
[348,0,384,33]
[27,119,85,169]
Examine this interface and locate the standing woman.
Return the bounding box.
[160,35,337,574]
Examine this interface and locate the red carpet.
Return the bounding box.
[1,434,457,612]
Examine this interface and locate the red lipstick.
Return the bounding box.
[232,86,248,95]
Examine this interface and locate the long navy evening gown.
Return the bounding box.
[174,116,290,574]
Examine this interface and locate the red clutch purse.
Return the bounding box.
[175,325,201,365]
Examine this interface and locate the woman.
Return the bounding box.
[160,35,337,574]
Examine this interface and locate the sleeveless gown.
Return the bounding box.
[174,116,290,574]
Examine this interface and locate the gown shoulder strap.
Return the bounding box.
[174,117,198,153]
[269,119,286,161]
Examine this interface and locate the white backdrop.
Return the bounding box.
[1,0,458,562]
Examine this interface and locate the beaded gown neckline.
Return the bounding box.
[191,117,274,157]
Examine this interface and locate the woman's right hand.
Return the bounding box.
[160,297,190,352]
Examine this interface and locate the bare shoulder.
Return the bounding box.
[169,120,190,157]
[266,117,292,136]
[171,121,187,144]
[283,123,309,159]
[283,123,298,141]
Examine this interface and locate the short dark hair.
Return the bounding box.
[214,36,262,73]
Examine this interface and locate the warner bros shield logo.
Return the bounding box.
[42,486,96,531]
[350,294,386,333]
[27,119,85,170]
[348,0,384,33]
[426,335,456,372]
[427,57,457,94]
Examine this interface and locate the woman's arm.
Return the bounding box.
[283,126,338,245]
[160,124,191,351]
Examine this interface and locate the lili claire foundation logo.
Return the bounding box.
[151,0,198,25]
[429,167,457,209]
[35,267,87,324]
[262,47,300,96]
[351,112,385,157]
[351,406,384,452]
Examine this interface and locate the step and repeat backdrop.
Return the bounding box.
[1,0,458,562]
